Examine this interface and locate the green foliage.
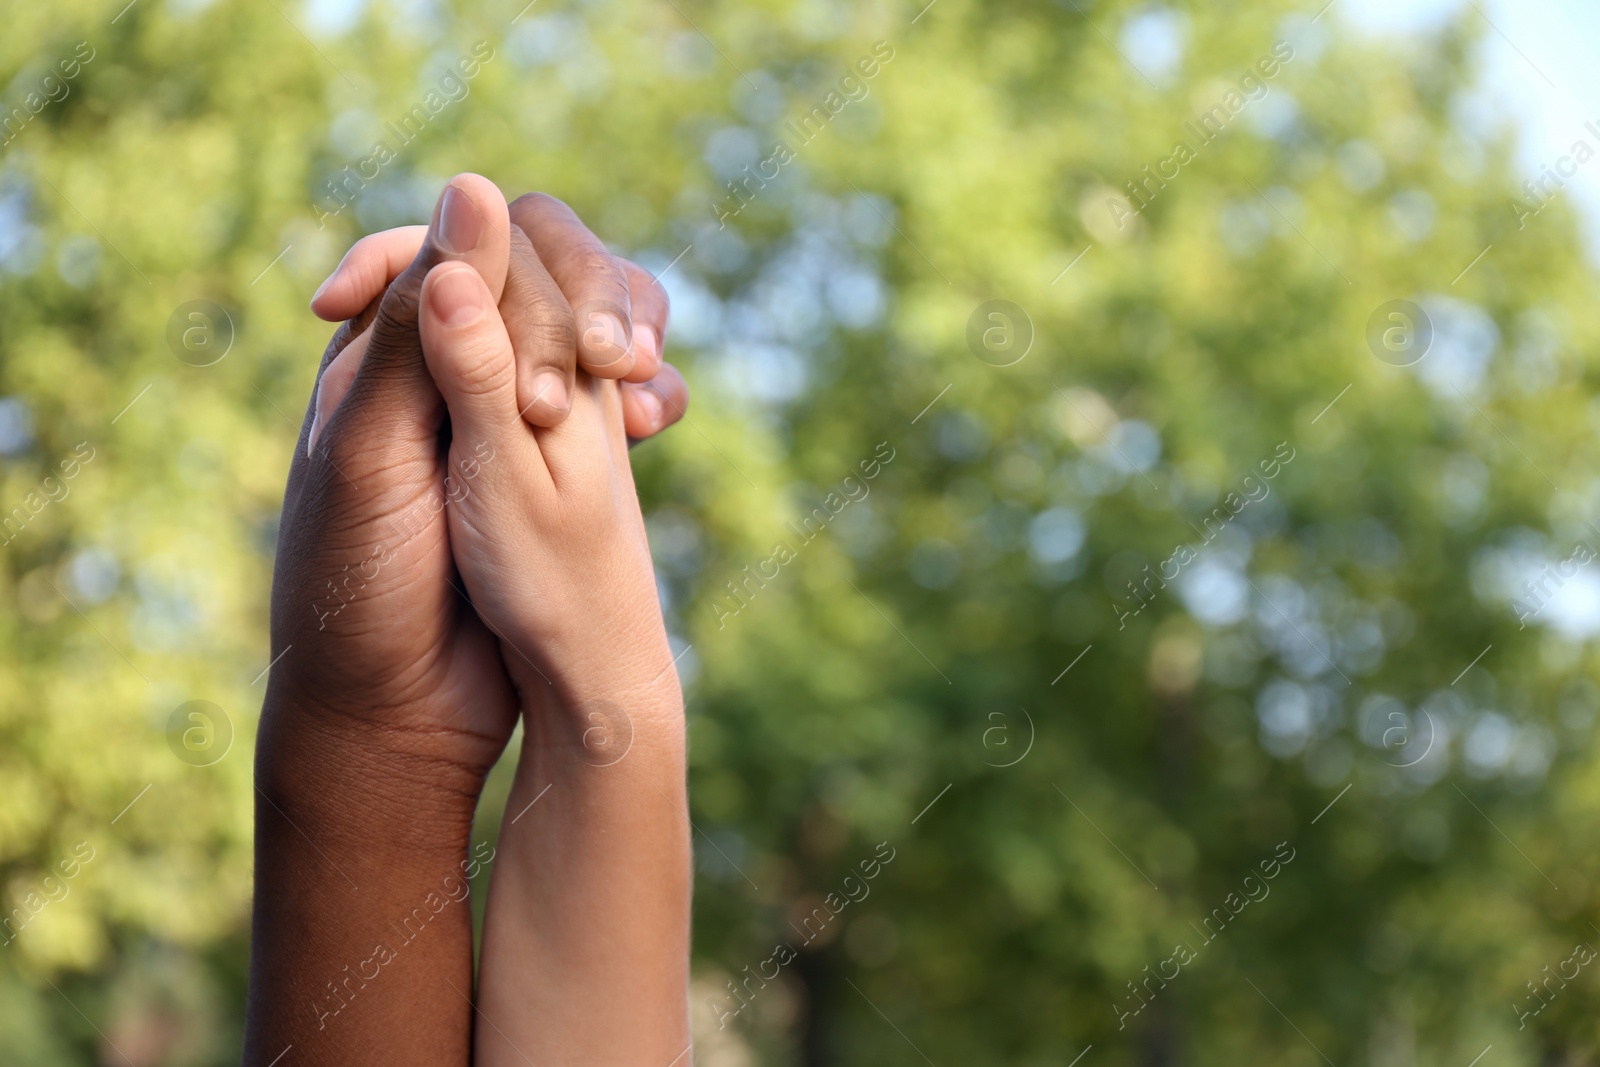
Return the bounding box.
[3,0,1598,1063]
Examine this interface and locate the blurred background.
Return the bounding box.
[4,0,1600,1062]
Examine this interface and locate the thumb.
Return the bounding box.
[319,174,512,462]
[418,263,526,456]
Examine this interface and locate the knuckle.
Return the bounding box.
[505,240,552,292]
[452,341,513,396]
[511,190,560,211]
[507,267,579,355]
[509,191,571,224]
[531,317,578,356]
[507,224,537,257]
[573,246,627,290]
[368,277,422,348]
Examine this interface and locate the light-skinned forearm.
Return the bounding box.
[474,692,691,1066]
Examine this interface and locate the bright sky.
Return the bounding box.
[1320,0,1600,638]
[1340,0,1600,261]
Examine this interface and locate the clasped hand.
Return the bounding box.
[245,174,692,1067]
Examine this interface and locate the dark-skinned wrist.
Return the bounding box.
[255,681,493,847]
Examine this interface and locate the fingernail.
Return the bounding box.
[437,185,481,254]
[530,370,569,415]
[307,411,321,456]
[636,384,665,427]
[633,324,659,370]
[585,312,629,360]
[429,267,487,327]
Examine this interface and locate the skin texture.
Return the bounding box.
[307,207,689,444]
[413,253,691,1066]
[243,175,689,1066]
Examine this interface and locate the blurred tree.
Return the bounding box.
[2,0,1599,1064]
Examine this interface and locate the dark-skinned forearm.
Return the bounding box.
[241,689,494,1067]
